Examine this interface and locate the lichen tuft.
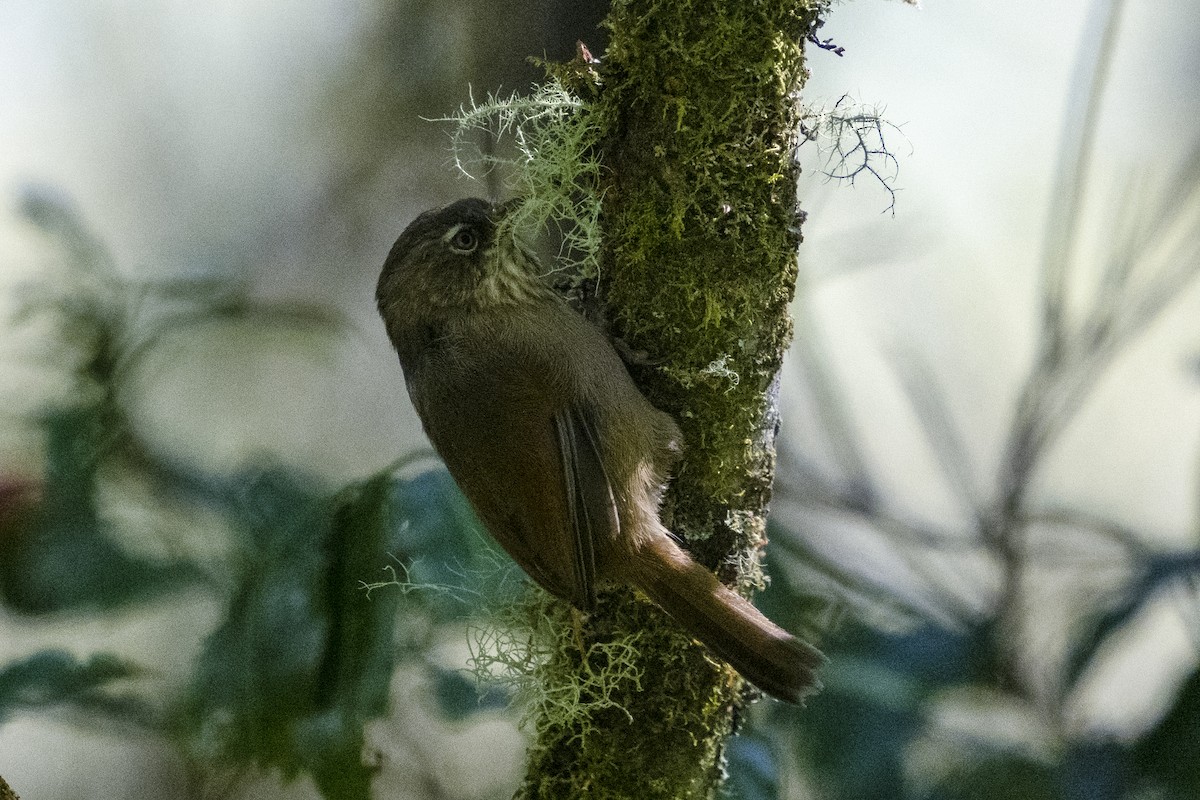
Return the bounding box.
[467,589,647,742]
[439,80,606,284]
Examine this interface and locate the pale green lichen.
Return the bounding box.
[439,80,605,280]
[724,508,770,593]
[467,589,646,742]
[513,589,737,800]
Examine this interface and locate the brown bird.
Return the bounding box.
[376,198,824,703]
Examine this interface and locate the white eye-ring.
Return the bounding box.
[447,225,478,254]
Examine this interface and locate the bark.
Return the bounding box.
[516,2,822,798]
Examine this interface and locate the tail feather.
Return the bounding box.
[630,537,825,704]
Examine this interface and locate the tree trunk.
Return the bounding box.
[517,2,822,797]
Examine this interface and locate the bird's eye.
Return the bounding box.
[449,227,478,254]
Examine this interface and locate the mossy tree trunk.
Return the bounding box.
[517,2,822,797]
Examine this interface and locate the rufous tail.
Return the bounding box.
[630,536,825,704]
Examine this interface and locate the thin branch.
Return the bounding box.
[1018,508,1150,559]
[789,306,879,505]
[887,345,983,514]
[800,94,908,215]
[996,0,1128,512]
[774,470,977,553]
[1035,0,1126,358]
[772,534,964,624]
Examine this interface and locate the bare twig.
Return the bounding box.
[800,94,908,215]
[1034,0,1125,361]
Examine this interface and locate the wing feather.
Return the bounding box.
[552,405,619,610]
[412,341,618,610]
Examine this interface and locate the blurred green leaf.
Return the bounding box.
[180,463,497,799]
[306,470,402,798]
[723,734,780,800]
[18,184,117,281]
[924,756,1059,800]
[177,465,374,796]
[0,405,199,612]
[431,666,510,722]
[1133,665,1200,798]
[1060,742,1127,800]
[0,650,145,724]
[792,669,918,800]
[757,540,832,644]
[767,620,974,800]
[207,300,346,335]
[181,467,360,794]
[386,467,505,622]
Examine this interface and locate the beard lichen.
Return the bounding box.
[438,80,605,286]
[467,588,646,743]
[472,588,740,800]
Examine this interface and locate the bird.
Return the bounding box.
[376,197,824,703]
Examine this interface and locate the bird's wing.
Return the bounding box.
[416,350,616,610]
[552,404,620,608]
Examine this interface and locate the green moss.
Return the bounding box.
[514,591,738,800]
[599,0,821,554]
[467,586,739,799]
[469,589,647,741]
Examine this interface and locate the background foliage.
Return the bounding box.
[1,0,1198,798]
